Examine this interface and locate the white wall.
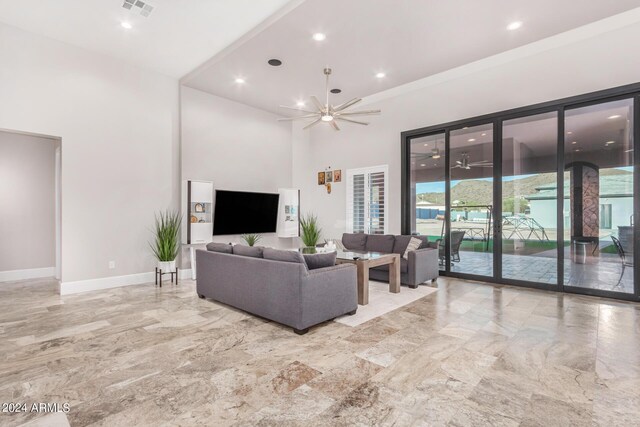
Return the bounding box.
[0,23,180,285]
[0,131,56,273]
[292,20,640,238]
[181,86,294,250]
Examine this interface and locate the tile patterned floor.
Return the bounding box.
[0,277,639,426]
[449,251,634,293]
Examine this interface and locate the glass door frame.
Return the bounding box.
[401,82,640,302]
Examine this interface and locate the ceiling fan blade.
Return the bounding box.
[277,113,319,121]
[334,98,362,112]
[330,120,340,131]
[335,109,381,116]
[310,96,325,112]
[278,105,319,114]
[336,117,368,125]
[303,118,322,130]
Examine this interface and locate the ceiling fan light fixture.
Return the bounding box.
[432,153,441,159]
[321,115,334,122]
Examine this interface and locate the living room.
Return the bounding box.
[1,1,640,425]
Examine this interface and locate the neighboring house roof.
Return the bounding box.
[526,174,633,200]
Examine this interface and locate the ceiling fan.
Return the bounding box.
[453,152,493,170]
[277,67,381,130]
[411,140,442,161]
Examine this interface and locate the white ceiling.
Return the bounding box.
[183,0,640,115]
[0,0,295,78]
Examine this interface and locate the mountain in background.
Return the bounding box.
[416,168,631,206]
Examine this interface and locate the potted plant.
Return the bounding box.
[300,214,322,254]
[150,210,181,272]
[241,233,262,246]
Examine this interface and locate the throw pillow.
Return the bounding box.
[232,245,263,258]
[206,242,233,254]
[403,237,422,260]
[303,252,337,270]
[263,248,305,264]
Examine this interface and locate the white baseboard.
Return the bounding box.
[59,268,194,295]
[59,272,154,295]
[0,267,56,282]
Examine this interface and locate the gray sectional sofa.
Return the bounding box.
[196,244,358,335]
[342,233,439,288]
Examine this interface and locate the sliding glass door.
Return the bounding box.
[403,83,640,301]
[408,132,446,270]
[563,98,635,294]
[449,124,495,278]
[501,112,559,285]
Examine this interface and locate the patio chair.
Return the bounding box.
[437,230,466,266]
[611,236,633,287]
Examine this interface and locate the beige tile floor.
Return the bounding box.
[0,276,639,426]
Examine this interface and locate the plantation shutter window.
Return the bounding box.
[346,165,388,234]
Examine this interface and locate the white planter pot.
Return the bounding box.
[157,260,176,272]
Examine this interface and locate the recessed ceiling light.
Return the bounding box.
[481,133,486,136]
[330,88,341,94]
[121,22,132,29]
[468,138,476,142]
[462,127,468,130]
[605,140,615,145]
[296,101,305,107]
[567,131,573,135]
[608,115,621,119]
[375,72,386,79]
[234,78,245,84]
[507,21,523,31]
[312,33,326,41]
[423,143,429,147]
[571,141,577,144]
[575,148,581,152]
[420,164,426,167]
[267,59,282,66]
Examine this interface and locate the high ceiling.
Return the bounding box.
[183,0,640,115]
[0,0,295,78]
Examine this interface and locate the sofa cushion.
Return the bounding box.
[371,258,409,274]
[392,235,412,254]
[365,234,395,253]
[303,252,337,270]
[232,245,263,258]
[342,233,367,251]
[263,248,305,265]
[206,242,233,254]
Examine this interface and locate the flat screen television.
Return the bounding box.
[213,190,280,235]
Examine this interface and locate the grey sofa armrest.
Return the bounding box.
[299,263,358,330]
[407,247,439,287]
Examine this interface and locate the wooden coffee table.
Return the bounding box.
[335,251,401,305]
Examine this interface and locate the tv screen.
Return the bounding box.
[213,190,280,235]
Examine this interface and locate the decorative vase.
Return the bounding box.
[302,247,317,254]
[158,260,176,272]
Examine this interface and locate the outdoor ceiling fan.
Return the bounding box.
[277,67,381,131]
[412,140,442,161]
[453,152,493,170]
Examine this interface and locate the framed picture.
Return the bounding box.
[318,171,325,185]
[285,205,290,214]
[291,206,297,214]
[334,169,342,182]
[194,203,205,213]
[326,171,333,183]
